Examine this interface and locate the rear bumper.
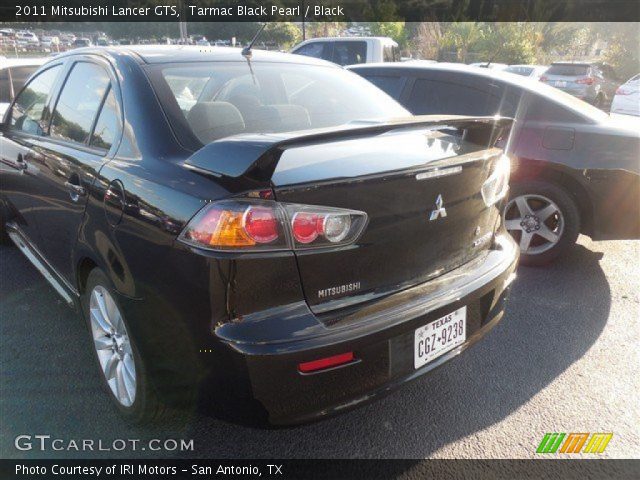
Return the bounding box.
[219,233,519,425]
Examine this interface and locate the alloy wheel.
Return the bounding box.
[89,286,137,407]
[504,194,564,255]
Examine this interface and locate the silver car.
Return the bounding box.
[540,62,619,108]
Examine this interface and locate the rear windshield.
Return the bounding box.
[147,62,408,147]
[547,64,590,76]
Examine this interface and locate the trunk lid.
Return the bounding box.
[184,116,510,314]
[272,128,503,313]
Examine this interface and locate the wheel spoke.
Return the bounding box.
[536,204,558,222]
[94,291,113,332]
[94,336,112,350]
[519,231,533,252]
[115,361,131,405]
[90,307,111,335]
[515,197,533,217]
[103,353,119,380]
[537,225,560,243]
[505,219,523,231]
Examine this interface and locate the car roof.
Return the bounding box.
[52,45,336,67]
[347,62,610,123]
[0,57,48,68]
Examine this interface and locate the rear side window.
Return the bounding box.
[90,88,120,151]
[383,45,399,62]
[50,62,110,144]
[0,68,9,103]
[362,74,405,99]
[10,65,62,135]
[547,65,589,76]
[406,78,507,116]
[332,41,366,66]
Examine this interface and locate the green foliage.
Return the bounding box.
[262,22,301,49]
[368,22,407,47]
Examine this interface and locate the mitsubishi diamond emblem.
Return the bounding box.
[429,194,447,221]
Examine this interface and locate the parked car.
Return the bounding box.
[610,73,640,117]
[15,31,39,46]
[0,46,517,425]
[505,64,548,79]
[291,37,399,66]
[0,57,48,118]
[349,62,640,265]
[73,38,93,47]
[540,61,620,108]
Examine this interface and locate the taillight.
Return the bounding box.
[575,77,595,85]
[615,86,633,95]
[539,75,548,82]
[481,154,511,207]
[179,199,367,252]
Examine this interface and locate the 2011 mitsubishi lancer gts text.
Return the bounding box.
[0,46,518,425]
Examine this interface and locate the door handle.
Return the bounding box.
[64,181,87,200]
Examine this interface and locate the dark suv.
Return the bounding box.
[540,62,620,108]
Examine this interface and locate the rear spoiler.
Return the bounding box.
[184,115,513,186]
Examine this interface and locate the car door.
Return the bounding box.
[31,57,122,284]
[0,62,65,247]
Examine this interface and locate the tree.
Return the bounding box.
[262,22,301,49]
[440,22,484,63]
[368,22,407,48]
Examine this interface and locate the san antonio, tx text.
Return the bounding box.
[16,463,284,476]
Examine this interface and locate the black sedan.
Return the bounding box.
[0,47,517,425]
[349,62,640,266]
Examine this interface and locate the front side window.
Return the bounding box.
[148,62,408,146]
[50,62,110,144]
[10,65,62,135]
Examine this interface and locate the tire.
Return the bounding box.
[594,93,606,110]
[503,180,580,267]
[81,268,166,423]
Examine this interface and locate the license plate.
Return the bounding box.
[414,306,467,369]
[555,81,567,87]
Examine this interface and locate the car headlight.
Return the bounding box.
[481,154,511,207]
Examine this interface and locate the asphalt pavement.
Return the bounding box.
[1,236,638,460]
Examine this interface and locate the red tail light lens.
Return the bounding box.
[575,77,595,85]
[539,75,548,82]
[292,212,321,244]
[179,200,368,252]
[243,206,279,243]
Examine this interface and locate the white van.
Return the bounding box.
[291,37,399,66]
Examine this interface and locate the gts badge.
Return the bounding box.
[318,282,361,299]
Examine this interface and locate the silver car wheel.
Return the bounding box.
[89,285,137,407]
[504,194,564,255]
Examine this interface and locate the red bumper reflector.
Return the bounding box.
[298,352,355,373]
